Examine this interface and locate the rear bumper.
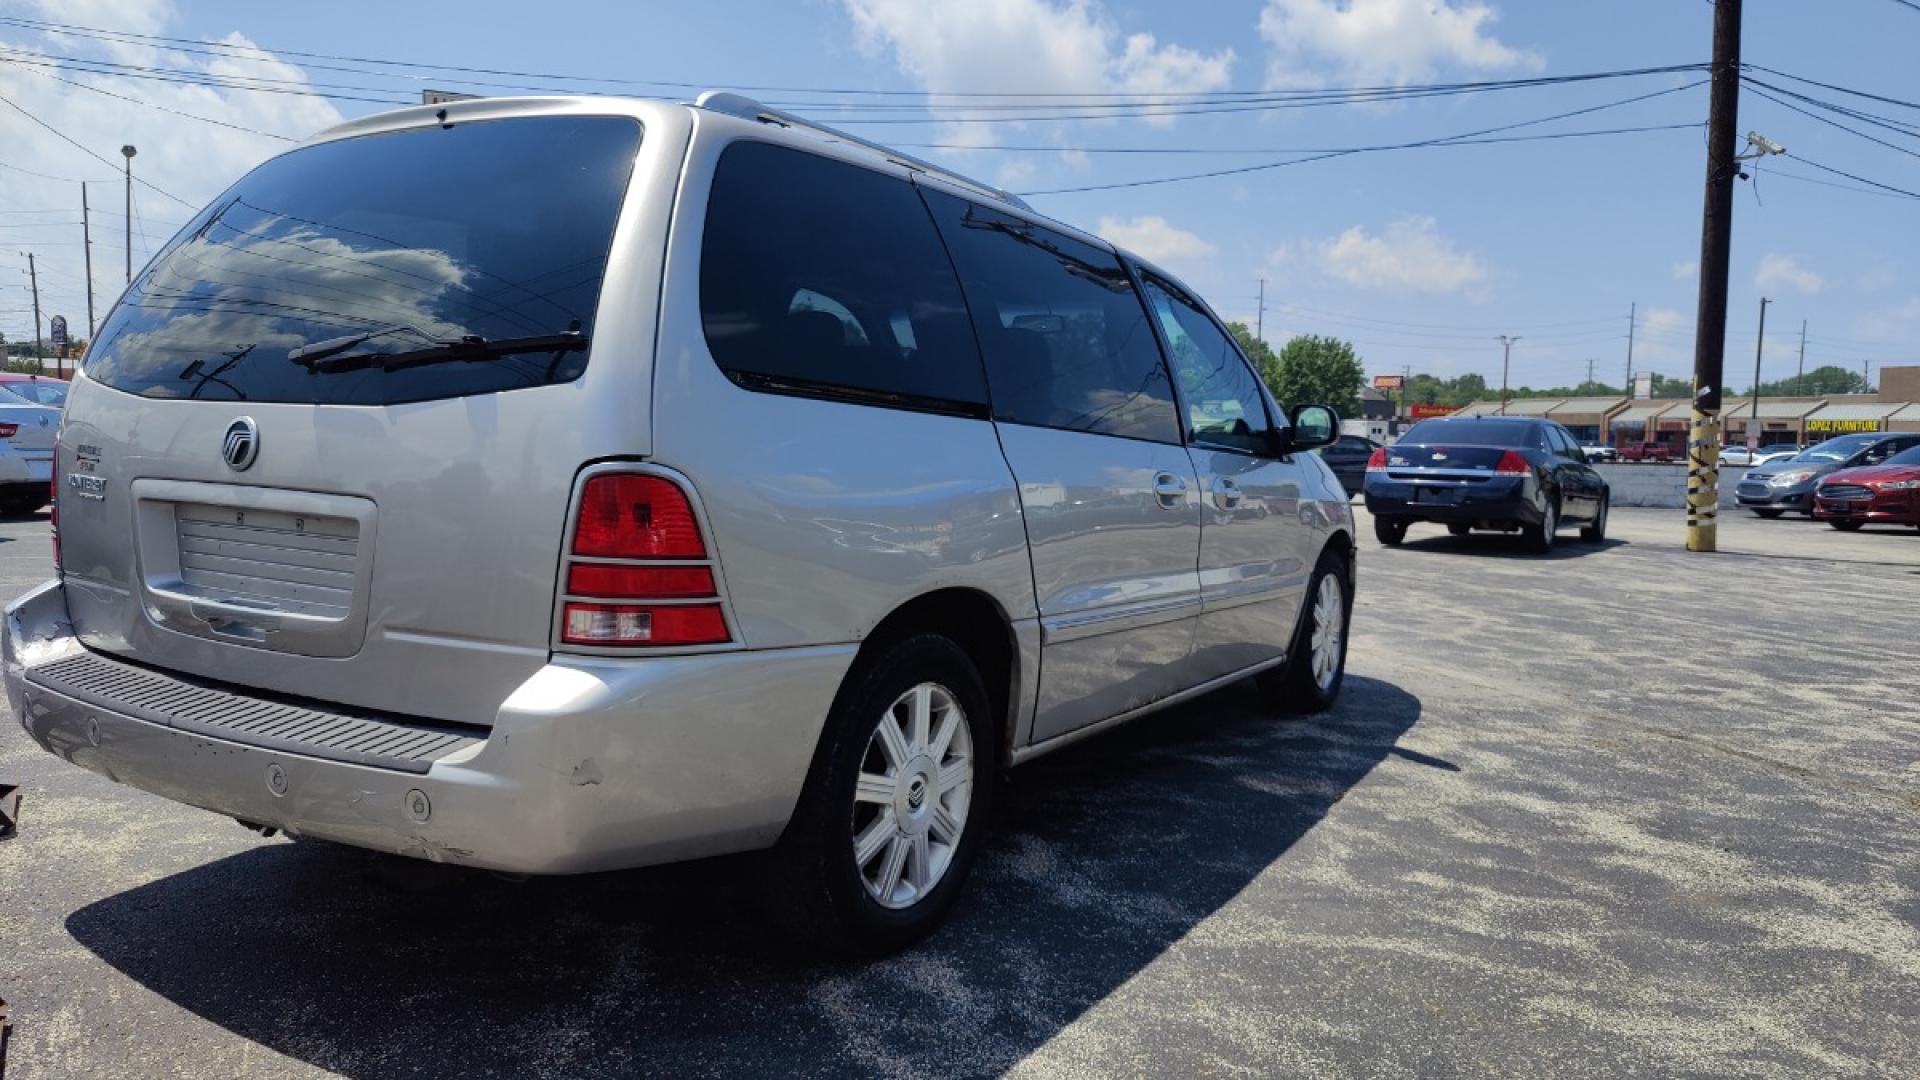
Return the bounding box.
[1363,475,1542,525]
[4,579,857,874]
[0,451,51,486]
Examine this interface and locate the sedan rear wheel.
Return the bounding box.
[1524,497,1558,554]
[1446,523,1472,537]
[1830,520,1863,532]
[1752,508,1785,519]
[1581,492,1609,542]
[1373,516,1408,546]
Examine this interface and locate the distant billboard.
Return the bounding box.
[1632,371,1653,400]
[49,314,68,351]
[1371,374,1404,390]
[1409,403,1459,420]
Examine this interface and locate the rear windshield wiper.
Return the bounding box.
[287,323,454,367]
[291,331,589,375]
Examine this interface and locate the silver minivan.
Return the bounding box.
[5,93,1354,951]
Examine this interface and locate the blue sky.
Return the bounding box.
[3,0,1916,392]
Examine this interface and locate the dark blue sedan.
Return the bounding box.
[1364,416,1611,553]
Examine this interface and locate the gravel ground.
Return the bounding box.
[1,505,1916,1078]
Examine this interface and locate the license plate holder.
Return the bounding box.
[1416,485,1461,505]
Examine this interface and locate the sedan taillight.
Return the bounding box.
[1365,447,1388,472]
[1494,450,1531,475]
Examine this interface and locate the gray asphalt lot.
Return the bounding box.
[1,505,1916,1078]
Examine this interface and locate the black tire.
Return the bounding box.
[1523,495,1559,554]
[1581,491,1610,542]
[1446,523,1472,537]
[1752,508,1785,519]
[1373,516,1408,546]
[1829,520,1863,532]
[1256,547,1352,714]
[766,633,996,956]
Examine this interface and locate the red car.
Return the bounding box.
[1813,444,1920,531]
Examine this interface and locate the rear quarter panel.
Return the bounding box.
[647,114,1037,651]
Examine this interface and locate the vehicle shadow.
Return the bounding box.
[66,675,1424,1078]
[1396,532,1628,560]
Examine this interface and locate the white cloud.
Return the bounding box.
[0,1,344,338]
[1096,215,1215,266]
[1672,260,1697,280]
[842,0,1234,151]
[1319,216,1485,294]
[1259,0,1541,87]
[1755,253,1823,295]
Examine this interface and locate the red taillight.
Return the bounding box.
[0,423,17,438]
[560,471,731,648]
[567,563,715,599]
[1365,447,1388,472]
[572,474,706,558]
[561,602,729,647]
[1494,450,1531,475]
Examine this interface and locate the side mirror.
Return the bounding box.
[1275,404,1339,455]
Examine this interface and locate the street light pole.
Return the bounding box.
[24,252,41,362]
[121,144,136,283]
[81,182,96,339]
[1749,297,1769,449]
[1497,335,1520,414]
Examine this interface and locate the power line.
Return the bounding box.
[0,57,301,140]
[0,94,195,206]
[1019,85,1704,194]
[0,13,1712,104]
[1783,151,1920,199]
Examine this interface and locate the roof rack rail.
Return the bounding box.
[694,90,1033,211]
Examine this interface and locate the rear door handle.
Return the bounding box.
[1214,477,1243,509]
[1152,472,1188,508]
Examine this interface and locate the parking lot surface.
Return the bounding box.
[1,506,1916,1078]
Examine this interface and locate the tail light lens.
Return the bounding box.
[561,471,731,649]
[573,474,706,558]
[1365,447,1388,472]
[1494,450,1531,475]
[0,424,17,438]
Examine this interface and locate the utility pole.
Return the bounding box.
[1685,0,1743,553]
[24,251,42,362]
[1748,297,1769,448]
[1625,301,1637,392]
[1255,278,1266,343]
[1497,335,1520,414]
[1795,320,1806,394]
[81,182,96,339]
[1586,358,1597,390]
[121,144,137,283]
[1400,363,1411,430]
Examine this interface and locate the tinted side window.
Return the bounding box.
[1139,276,1274,454]
[701,142,987,412]
[922,190,1178,443]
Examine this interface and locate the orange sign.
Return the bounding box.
[1409,404,1459,419]
[1372,374,1405,390]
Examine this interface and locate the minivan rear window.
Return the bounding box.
[83,115,641,405]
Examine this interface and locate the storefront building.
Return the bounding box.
[1545,397,1628,443]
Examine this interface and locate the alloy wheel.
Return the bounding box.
[851,682,974,910]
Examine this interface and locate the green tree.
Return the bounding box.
[1226,322,1278,382]
[1265,334,1365,418]
[1755,364,1873,397]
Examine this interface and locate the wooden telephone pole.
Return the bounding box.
[1685,0,1743,552]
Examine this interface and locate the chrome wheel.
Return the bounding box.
[851,682,974,910]
[1309,574,1345,692]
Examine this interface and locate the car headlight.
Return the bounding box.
[1769,469,1816,487]
[1877,479,1920,490]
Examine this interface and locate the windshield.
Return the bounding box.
[1884,445,1920,467]
[1794,435,1880,462]
[1399,419,1542,448]
[81,115,641,406]
[0,381,67,406]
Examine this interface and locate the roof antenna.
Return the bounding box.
[436,108,452,130]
